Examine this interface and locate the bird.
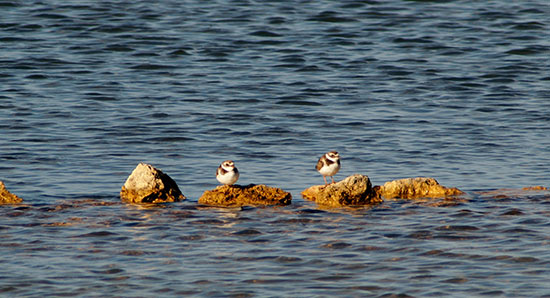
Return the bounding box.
[216,160,239,185]
[316,151,341,185]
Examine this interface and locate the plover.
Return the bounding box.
[316,151,341,185]
[216,160,239,185]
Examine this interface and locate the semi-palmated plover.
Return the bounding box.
[316,151,341,185]
[216,160,239,185]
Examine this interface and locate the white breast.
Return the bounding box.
[318,162,340,176]
[217,170,239,185]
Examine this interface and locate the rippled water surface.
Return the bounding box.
[1,0,549,296]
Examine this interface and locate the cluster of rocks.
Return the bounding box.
[301,175,464,207]
[117,163,466,208]
[3,162,546,208]
[119,163,292,207]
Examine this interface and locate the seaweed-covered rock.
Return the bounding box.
[198,184,291,207]
[120,163,185,204]
[301,174,382,207]
[0,181,23,204]
[380,177,463,199]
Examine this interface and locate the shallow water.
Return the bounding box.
[1,0,549,296]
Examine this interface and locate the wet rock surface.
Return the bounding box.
[380,177,464,199]
[0,181,23,204]
[120,163,185,204]
[301,174,382,207]
[198,184,292,207]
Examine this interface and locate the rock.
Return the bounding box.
[425,197,469,207]
[522,186,547,191]
[0,181,23,204]
[380,177,463,199]
[477,186,549,199]
[198,184,292,207]
[301,174,382,207]
[120,163,185,204]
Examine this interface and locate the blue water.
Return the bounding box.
[1,0,550,296]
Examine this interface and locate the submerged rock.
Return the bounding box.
[0,181,23,204]
[380,177,463,199]
[522,186,548,191]
[301,174,382,207]
[120,163,185,204]
[476,186,549,199]
[198,184,292,207]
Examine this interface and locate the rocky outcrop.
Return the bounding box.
[301,174,382,207]
[380,177,463,199]
[120,163,185,204]
[198,184,292,207]
[0,181,23,204]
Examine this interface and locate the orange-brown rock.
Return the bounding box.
[0,181,23,204]
[120,163,185,204]
[380,177,463,199]
[301,174,382,207]
[198,184,291,207]
[522,186,547,191]
[477,186,549,199]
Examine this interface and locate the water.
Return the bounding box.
[1,0,549,296]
